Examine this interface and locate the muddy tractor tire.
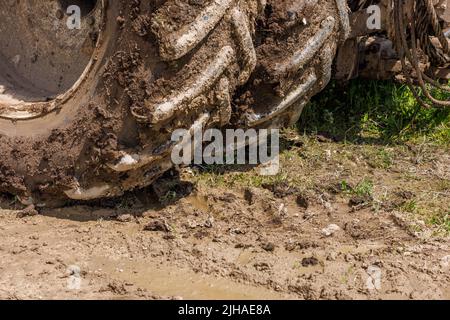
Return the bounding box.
[0,0,347,206]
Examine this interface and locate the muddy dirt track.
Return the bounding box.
[1,135,449,300]
[0,0,449,300]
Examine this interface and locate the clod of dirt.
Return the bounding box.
[296,194,309,209]
[301,257,319,267]
[16,205,39,218]
[194,230,210,240]
[204,217,214,228]
[286,240,320,251]
[303,211,316,220]
[116,214,134,223]
[254,262,271,272]
[390,212,420,237]
[344,219,368,240]
[349,195,373,208]
[215,193,237,202]
[262,182,298,198]
[321,224,341,237]
[104,281,129,295]
[244,188,256,205]
[144,220,171,232]
[261,242,276,252]
[326,252,338,261]
[235,243,252,249]
[230,228,246,235]
[395,190,415,200]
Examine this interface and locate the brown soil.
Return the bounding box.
[1,135,448,300]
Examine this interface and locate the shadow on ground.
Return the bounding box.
[299,80,450,145]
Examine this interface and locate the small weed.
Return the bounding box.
[437,180,450,192]
[160,190,178,204]
[340,180,352,194]
[401,200,417,213]
[342,178,374,198]
[365,147,394,169]
[429,212,450,233]
[377,149,394,169]
[354,179,374,198]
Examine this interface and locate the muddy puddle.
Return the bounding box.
[90,257,289,300]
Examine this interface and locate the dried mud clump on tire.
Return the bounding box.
[0,0,346,206]
[234,0,345,128]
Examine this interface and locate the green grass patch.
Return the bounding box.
[341,178,374,198]
[401,200,418,214]
[300,80,450,145]
[429,212,450,233]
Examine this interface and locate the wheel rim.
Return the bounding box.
[0,0,105,120]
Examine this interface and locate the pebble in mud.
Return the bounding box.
[16,205,39,218]
[296,194,309,209]
[244,188,255,205]
[254,262,271,272]
[116,214,134,222]
[326,252,338,261]
[441,255,450,268]
[301,257,319,267]
[321,224,341,237]
[261,242,276,252]
[144,220,171,232]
